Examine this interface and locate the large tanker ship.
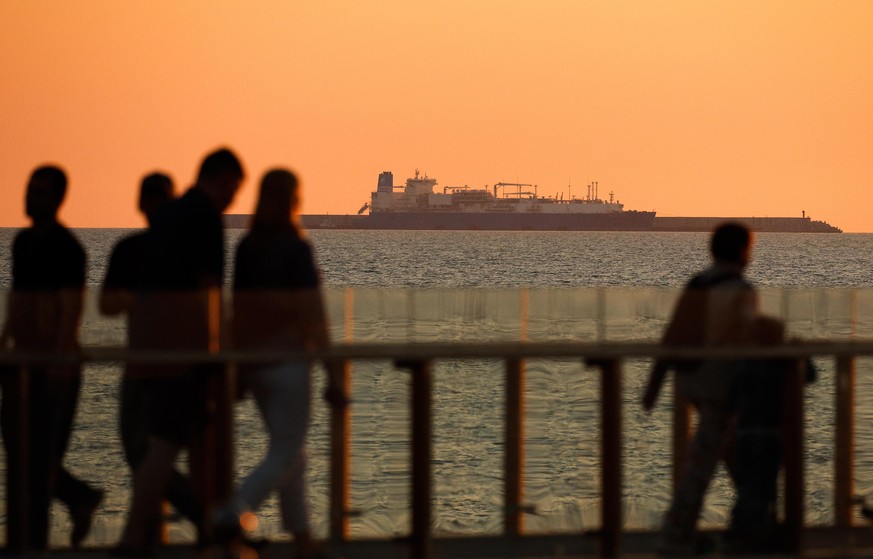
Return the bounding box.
[224,170,842,233]
[297,170,656,231]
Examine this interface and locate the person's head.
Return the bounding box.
[251,168,300,232]
[710,222,753,267]
[139,172,175,224]
[196,147,244,212]
[26,165,67,223]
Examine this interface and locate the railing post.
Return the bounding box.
[397,359,433,559]
[504,358,525,536]
[835,355,855,528]
[197,364,235,517]
[217,365,236,501]
[196,287,235,518]
[783,358,806,554]
[330,288,355,541]
[329,358,351,541]
[594,357,622,558]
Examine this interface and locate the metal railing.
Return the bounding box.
[3,340,873,557]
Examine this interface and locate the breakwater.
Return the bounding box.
[223,214,844,232]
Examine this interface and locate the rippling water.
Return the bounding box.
[1,228,872,545]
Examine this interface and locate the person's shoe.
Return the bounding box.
[71,488,104,548]
[210,507,244,546]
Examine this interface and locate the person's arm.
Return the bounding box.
[641,286,705,411]
[99,246,132,316]
[98,288,132,316]
[293,288,348,408]
[56,241,86,352]
[642,360,669,411]
[56,287,84,352]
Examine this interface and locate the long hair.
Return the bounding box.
[250,168,299,234]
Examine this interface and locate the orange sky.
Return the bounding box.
[1,2,871,231]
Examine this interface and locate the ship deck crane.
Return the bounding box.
[493,182,537,199]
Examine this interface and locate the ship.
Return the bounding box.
[223,170,842,233]
[297,170,657,231]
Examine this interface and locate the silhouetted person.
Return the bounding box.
[98,173,203,541]
[727,316,815,553]
[211,169,346,558]
[642,222,758,554]
[119,149,244,553]
[0,165,103,549]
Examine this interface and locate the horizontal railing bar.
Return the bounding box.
[2,340,873,366]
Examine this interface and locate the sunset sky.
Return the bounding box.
[1,2,871,231]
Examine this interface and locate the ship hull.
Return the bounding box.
[224,213,841,233]
[298,211,657,231]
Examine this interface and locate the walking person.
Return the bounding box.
[118,148,244,553]
[99,172,204,542]
[642,222,759,555]
[0,165,103,549]
[212,169,346,559]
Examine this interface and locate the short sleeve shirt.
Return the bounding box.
[102,231,148,292]
[12,223,85,291]
[234,228,319,291]
[232,227,320,349]
[141,187,224,291]
[134,187,224,350]
[10,223,86,348]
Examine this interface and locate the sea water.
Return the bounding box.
[1,228,873,545]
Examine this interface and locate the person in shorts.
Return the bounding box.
[118,149,244,553]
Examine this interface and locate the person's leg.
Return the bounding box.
[662,402,736,546]
[164,470,205,529]
[55,467,104,547]
[120,374,203,542]
[727,428,782,551]
[120,436,182,550]
[47,368,104,546]
[234,363,310,514]
[120,374,151,470]
[27,368,54,549]
[0,370,28,549]
[269,364,315,556]
[277,450,316,557]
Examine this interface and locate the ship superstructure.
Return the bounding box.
[368,170,627,216]
[324,170,656,231]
